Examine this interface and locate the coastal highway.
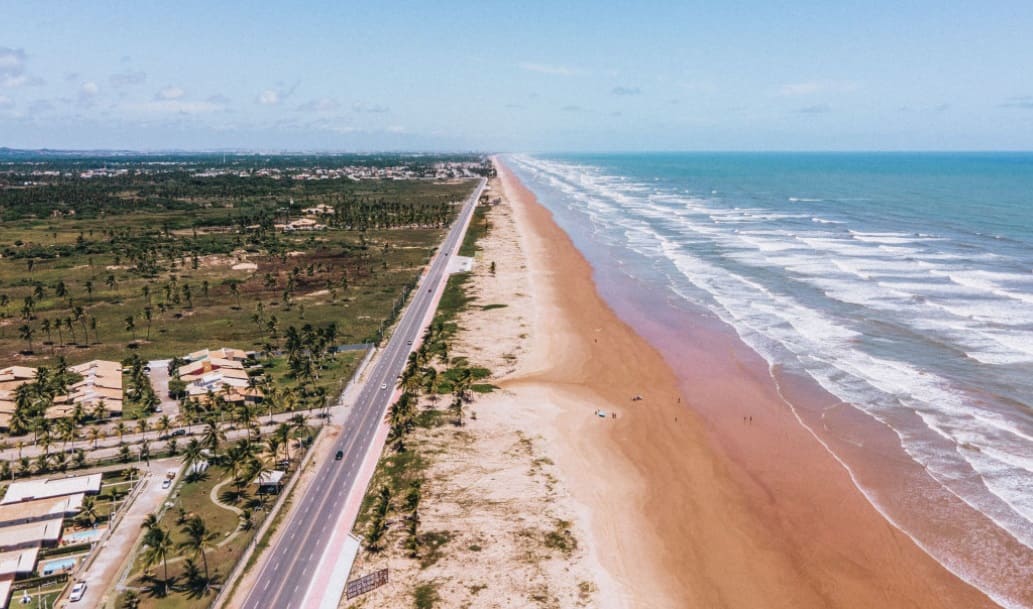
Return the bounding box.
[239,177,486,609]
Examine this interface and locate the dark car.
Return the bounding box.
[335,450,344,461]
[172,429,187,436]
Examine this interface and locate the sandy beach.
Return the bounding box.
[346,160,999,609]
[492,158,998,609]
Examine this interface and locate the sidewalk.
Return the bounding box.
[75,456,182,609]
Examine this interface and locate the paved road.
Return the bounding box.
[76,457,183,609]
[240,178,486,609]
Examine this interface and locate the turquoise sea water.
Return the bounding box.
[506,152,1033,608]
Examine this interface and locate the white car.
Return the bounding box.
[380,383,388,390]
[161,478,171,489]
[69,582,87,602]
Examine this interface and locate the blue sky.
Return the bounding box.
[1,0,1032,151]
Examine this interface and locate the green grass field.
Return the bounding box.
[0,175,479,436]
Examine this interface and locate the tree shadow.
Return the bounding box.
[141,575,176,599]
[180,560,222,599]
[218,487,244,505]
[185,470,209,484]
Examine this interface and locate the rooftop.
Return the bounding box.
[0,517,63,550]
[0,547,40,577]
[0,474,102,505]
[0,493,84,528]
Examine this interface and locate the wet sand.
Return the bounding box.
[495,158,997,609]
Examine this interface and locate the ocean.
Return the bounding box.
[505,152,1033,608]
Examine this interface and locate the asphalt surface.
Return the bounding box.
[240,178,486,609]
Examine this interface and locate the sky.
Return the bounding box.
[1,0,1032,152]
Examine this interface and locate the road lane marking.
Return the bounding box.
[243,180,484,609]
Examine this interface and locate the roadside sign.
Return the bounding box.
[345,568,389,599]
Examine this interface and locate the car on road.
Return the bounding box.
[407,340,412,345]
[161,478,171,489]
[172,429,187,436]
[335,450,344,460]
[380,383,388,390]
[69,582,87,602]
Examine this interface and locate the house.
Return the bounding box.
[301,203,334,215]
[185,347,249,363]
[254,470,284,493]
[179,357,247,380]
[283,218,325,231]
[0,474,102,505]
[179,347,262,403]
[48,360,124,419]
[0,519,64,551]
[0,494,85,529]
[0,366,37,431]
[0,366,37,393]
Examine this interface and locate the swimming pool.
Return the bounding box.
[40,556,77,575]
[62,525,107,545]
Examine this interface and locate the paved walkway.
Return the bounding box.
[147,359,180,422]
[76,456,182,609]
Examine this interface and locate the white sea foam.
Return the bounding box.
[508,155,1033,600]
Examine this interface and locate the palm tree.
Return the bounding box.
[115,421,127,445]
[34,453,50,475]
[449,395,464,427]
[57,418,78,452]
[183,438,204,472]
[92,399,108,421]
[201,421,224,455]
[157,414,171,437]
[87,426,102,449]
[266,435,283,466]
[125,315,136,340]
[78,495,100,526]
[273,423,292,463]
[143,526,175,596]
[141,513,159,533]
[41,318,52,346]
[137,418,149,440]
[178,516,218,587]
[18,323,33,353]
[39,429,53,456]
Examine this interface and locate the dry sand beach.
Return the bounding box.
[489,159,997,609]
[348,160,999,609]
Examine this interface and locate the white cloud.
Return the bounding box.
[156,86,185,100]
[0,47,25,77]
[0,95,13,109]
[129,99,222,114]
[519,62,575,76]
[352,102,389,113]
[611,86,641,96]
[110,69,147,87]
[258,89,280,105]
[777,80,859,96]
[80,81,99,97]
[0,47,45,88]
[1001,95,1033,109]
[257,82,299,106]
[296,97,339,113]
[795,103,831,114]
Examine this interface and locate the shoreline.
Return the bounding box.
[494,158,999,608]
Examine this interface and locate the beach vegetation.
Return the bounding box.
[412,582,440,609]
